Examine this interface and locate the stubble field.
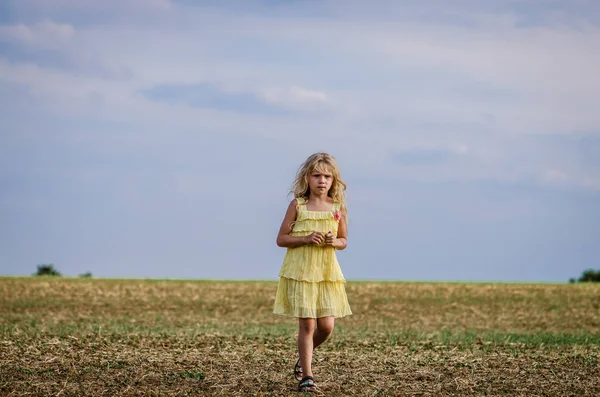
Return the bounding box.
[1,278,599,396]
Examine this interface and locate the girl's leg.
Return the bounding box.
[313,316,335,349]
[298,318,316,379]
[295,316,335,383]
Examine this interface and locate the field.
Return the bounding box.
[1,278,599,396]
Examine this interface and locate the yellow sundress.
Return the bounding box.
[273,197,352,319]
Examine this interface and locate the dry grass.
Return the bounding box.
[1,278,599,396]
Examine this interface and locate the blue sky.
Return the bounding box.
[1,0,599,282]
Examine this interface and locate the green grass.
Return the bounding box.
[1,278,599,396]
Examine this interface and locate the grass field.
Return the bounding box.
[1,278,599,396]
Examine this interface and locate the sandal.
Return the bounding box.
[298,375,317,392]
[294,358,303,381]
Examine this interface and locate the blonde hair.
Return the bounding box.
[290,152,347,206]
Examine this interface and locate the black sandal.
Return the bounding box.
[298,376,317,392]
[294,358,303,381]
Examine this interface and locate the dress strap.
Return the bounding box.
[295,197,307,213]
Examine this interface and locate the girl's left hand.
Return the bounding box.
[324,231,335,246]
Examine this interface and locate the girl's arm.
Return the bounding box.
[276,199,320,248]
[327,203,348,250]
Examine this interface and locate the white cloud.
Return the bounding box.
[542,169,600,191]
[581,176,600,190]
[453,144,469,155]
[2,1,600,191]
[13,0,172,13]
[544,169,568,183]
[260,85,329,110]
[0,20,75,49]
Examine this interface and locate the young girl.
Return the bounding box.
[273,152,352,392]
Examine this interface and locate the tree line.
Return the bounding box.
[32,264,600,283]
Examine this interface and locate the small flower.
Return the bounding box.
[333,210,341,221]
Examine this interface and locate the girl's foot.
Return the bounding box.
[294,358,303,381]
[294,350,315,381]
[297,376,317,392]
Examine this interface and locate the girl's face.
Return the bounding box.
[308,166,333,195]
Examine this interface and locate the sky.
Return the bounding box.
[1,0,599,282]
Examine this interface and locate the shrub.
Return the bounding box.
[79,272,93,278]
[34,264,61,276]
[577,269,600,283]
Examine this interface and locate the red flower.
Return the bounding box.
[333,210,341,221]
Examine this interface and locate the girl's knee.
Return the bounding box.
[299,318,316,334]
[318,319,335,336]
[320,323,334,336]
[299,325,315,335]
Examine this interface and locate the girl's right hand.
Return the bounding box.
[304,232,325,245]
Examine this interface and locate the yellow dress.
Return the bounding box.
[273,197,352,319]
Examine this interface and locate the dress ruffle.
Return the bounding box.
[279,245,346,282]
[291,219,339,234]
[273,277,352,318]
[296,209,337,221]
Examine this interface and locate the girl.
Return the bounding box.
[273,152,352,393]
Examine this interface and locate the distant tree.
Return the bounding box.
[577,269,600,283]
[35,264,61,276]
[79,271,93,278]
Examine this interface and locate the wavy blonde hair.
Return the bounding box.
[290,152,347,206]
